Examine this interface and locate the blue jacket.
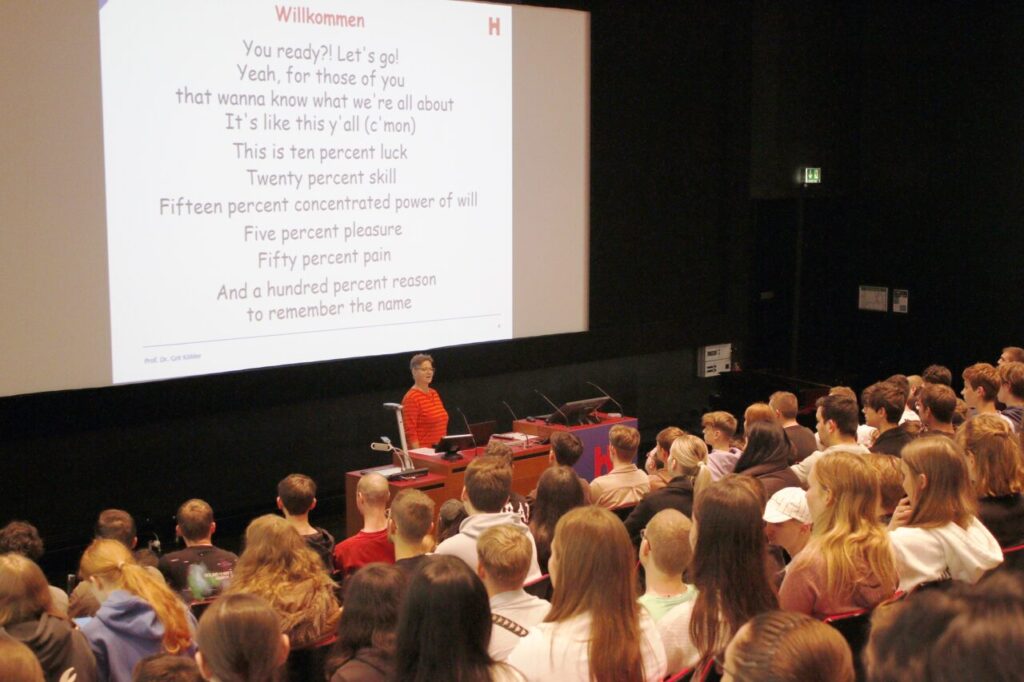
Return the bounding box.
[80,590,195,682]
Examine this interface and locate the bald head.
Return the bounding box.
[644,509,693,576]
[357,473,390,508]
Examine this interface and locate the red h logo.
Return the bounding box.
[488,17,501,36]
[593,444,613,477]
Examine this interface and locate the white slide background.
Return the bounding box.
[100,0,513,383]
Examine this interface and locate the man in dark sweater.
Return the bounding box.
[863,381,916,457]
[157,499,237,602]
[769,391,817,463]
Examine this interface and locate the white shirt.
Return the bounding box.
[488,589,551,661]
[507,611,666,682]
[890,517,1003,591]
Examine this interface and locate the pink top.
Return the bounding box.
[779,549,895,619]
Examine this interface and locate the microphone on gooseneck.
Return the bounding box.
[586,380,624,414]
[456,407,477,448]
[534,389,568,423]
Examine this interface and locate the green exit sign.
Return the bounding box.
[804,167,821,184]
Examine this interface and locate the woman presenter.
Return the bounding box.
[402,353,449,449]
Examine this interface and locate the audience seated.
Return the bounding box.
[132,653,202,682]
[769,391,817,463]
[387,489,435,580]
[435,457,541,582]
[917,383,958,437]
[528,466,585,575]
[829,386,878,447]
[701,411,742,481]
[687,475,778,672]
[922,364,953,388]
[888,436,1002,591]
[733,422,801,499]
[527,432,591,505]
[962,363,1015,430]
[78,539,194,681]
[638,509,697,672]
[0,521,70,615]
[0,553,98,682]
[722,610,854,682]
[508,506,666,681]
[435,499,468,545]
[394,555,524,681]
[866,572,1024,682]
[997,361,1024,432]
[791,394,868,486]
[481,442,532,523]
[589,425,649,508]
[780,452,898,617]
[224,514,339,649]
[195,593,288,682]
[624,434,709,544]
[94,509,164,576]
[762,487,811,570]
[956,414,1024,547]
[0,636,47,682]
[862,381,916,456]
[324,564,405,682]
[999,346,1024,366]
[863,454,905,523]
[333,474,395,576]
[276,474,336,571]
[477,526,550,662]
[741,402,776,441]
[157,499,237,604]
[885,375,921,428]
[645,426,687,491]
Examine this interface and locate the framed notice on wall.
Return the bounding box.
[858,286,888,312]
[893,289,908,313]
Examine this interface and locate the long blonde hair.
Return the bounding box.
[79,539,192,654]
[548,506,646,682]
[956,414,1024,498]
[226,515,338,647]
[902,436,977,529]
[809,452,898,603]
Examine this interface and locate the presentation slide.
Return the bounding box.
[0,0,588,398]
[100,1,512,383]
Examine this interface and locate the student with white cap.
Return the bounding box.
[763,487,812,561]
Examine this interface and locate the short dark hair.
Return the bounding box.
[132,653,203,682]
[919,384,957,424]
[0,521,44,560]
[550,431,584,467]
[816,395,859,438]
[463,457,511,513]
[884,375,911,405]
[277,473,316,515]
[95,509,136,547]
[861,381,905,425]
[922,365,953,386]
[176,499,214,542]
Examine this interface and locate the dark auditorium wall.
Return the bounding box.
[0,1,754,553]
[748,2,1024,384]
